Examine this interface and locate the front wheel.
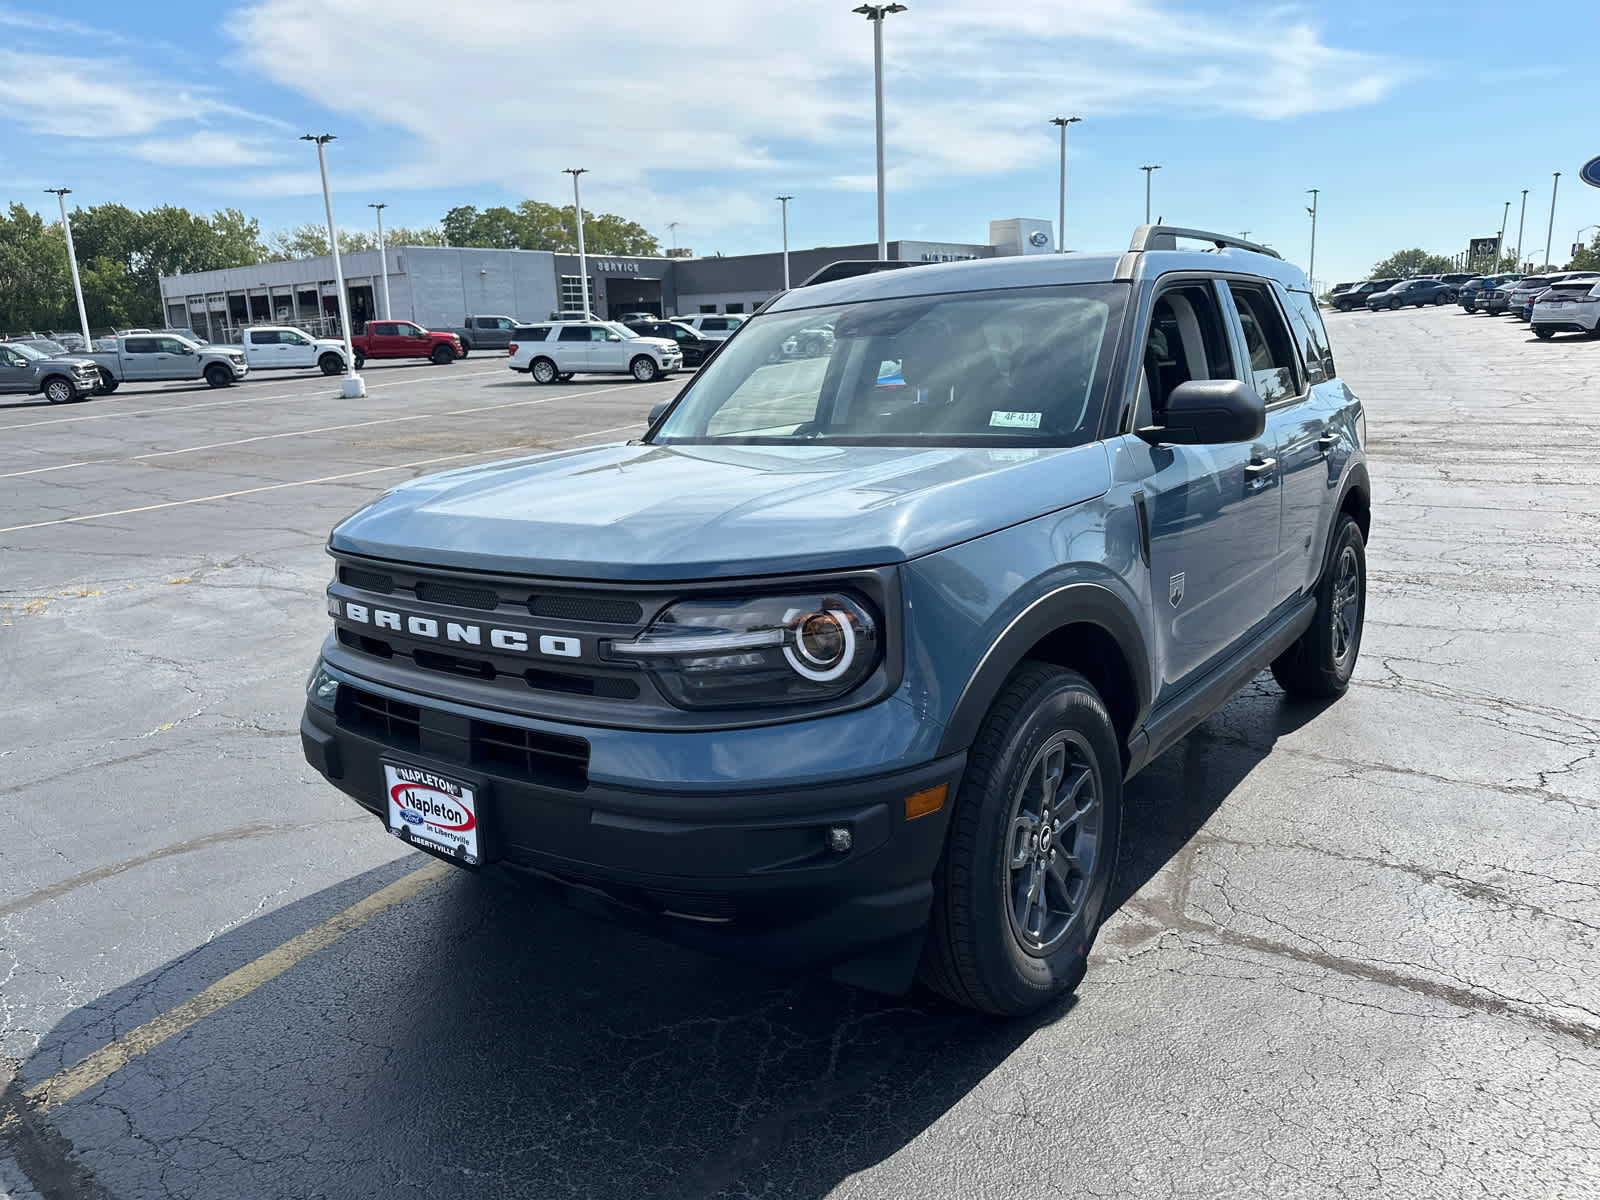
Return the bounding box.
[430,345,455,365]
[44,378,74,404]
[318,353,344,376]
[1271,514,1366,699]
[920,663,1122,1016]
[1534,326,1555,339]
[204,364,232,388]
[630,355,659,382]
[354,351,366,370]
[96,369,119,394]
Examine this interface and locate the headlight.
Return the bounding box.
[608,592,880,708]
[306,663,339,711]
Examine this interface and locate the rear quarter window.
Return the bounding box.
[513,326,551,340]
[1283,289,1337,381]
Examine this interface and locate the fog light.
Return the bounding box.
[825,826,853,854]
[306,664,339,711]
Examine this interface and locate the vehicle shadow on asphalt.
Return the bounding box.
[6,683,1327,1200]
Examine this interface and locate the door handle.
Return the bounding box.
[1317,433,1338,453]
[1244,457,1277,482]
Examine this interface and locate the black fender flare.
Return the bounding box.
[1333,459,1372,553]
[934,581,1153,759]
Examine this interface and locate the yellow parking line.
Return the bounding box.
[21,859,452,1114]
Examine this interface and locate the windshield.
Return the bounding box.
[604,322,641,340]
[652,284,1124,446]
[10,342,49,361]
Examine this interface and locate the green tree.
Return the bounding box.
[0,203,69,333]
[441,200,658,255]
[1369,248,1456,278]
[265,222,450,259]
[1569,231,1600,272]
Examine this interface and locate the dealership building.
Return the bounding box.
[157,217,1057,340]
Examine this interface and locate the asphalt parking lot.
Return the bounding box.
[2,314,1598,1199]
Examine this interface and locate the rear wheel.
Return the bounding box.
[1271,514,1366,699]
[1534,325,1555,339]
[920,663,1122,1016]
[630,355,659,382]
[318,352,344,376]
[430,344,455,365]
[558,373,575,381]
[530,358,558,384]
[204,363,231,388]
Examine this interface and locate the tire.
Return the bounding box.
[920,663,1123,1016]
[44,377,74,405]
[558,373,575,381]
[1271,514,1366,700]
[630,355,659,382]
[204,363,231,388]
[458,338,472,354]
[354,351,366,370]
[803,336,824,356]
[1463,303,1476,313]
[430,344,455,365]
[1534,326,1555,339]
[318,353,344,376]
[96,369,119,394]
[529,357,558,384]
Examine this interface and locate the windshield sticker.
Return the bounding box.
[990,411,1042,429]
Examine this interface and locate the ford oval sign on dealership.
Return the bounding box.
[1028,230,1051,247]
[1581,156,1600,189]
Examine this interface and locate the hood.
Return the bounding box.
[313,339,346,351]
[633,337,676,351]
[52,355,100,370]
[330,441,1112,581]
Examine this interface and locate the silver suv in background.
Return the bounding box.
[1531,277,1600,339]
[508,321,681,383]
[672,314,746,341]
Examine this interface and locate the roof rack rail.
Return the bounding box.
[1129,224,1281,259]
[797,259,925,288]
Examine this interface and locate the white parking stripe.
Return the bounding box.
[0,382,639,480]
[0,362,510,433]
[0,423,641,534]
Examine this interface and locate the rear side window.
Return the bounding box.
[369,323,395,336]
[557,326,590,342]
[513,325,551,340]
[1227,283,1303,404]
[124,337,159,354]
[1282,289,1336,382]
[249,330,281,345]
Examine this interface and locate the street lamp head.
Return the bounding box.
[1141,164,1161,172]
[777,194,794,202]
[1049,116,1082,127]
[368,202,387,211]
[853,3,906,17]
[299,133,335,144]
[44,187,71,196]
[562,167,588,178]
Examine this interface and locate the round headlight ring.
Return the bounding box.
[783,609,857,682]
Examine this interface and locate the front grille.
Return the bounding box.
[340,565,394,593]
[415,580,499,610]
[470,720,589,789]
[337,687,420,748]
[530,594,644,624]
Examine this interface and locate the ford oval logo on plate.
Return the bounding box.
[1580,155,1600,189]
[400,808,424,825]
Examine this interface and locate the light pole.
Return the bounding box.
[1515,188,1529,270]
[300,135,364,398]
[853,3,906,260]
[776,195,794,288]
[1495,200,1510,269]
[1306,188,1319,285]
[368,202,392,320]
[666,221,679,253]
[1544,171,1560,270]
[44,189,92,348]
[563,168,591,318]
[1049,116,1081,252]
[1140,165,1161,224]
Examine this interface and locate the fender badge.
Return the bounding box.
[1169,573,1185,607]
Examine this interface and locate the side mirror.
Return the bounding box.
[648,402,669,426]
[607,333,622,342]
[1138,379,1264,446]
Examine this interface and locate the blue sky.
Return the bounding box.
[2,0,1597,289]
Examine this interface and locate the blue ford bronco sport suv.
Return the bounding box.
[302,225,1370,1016]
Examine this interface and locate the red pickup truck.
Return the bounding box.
[350,321,463,368]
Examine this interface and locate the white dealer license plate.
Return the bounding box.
[384,762,481,866]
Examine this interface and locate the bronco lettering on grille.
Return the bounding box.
[339,601,580,657]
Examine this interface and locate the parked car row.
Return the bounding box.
[1328,273,1476,312]
[1460,271,1600,338]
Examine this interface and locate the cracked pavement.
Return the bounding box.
[1,316,1598,1198]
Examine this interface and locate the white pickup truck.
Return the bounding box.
[238,326,350,375]
[87,334,249,391]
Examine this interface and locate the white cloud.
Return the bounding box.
[224,0,1407,237]
[131,131,287,167]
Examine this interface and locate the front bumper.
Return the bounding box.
[300,675,964,977]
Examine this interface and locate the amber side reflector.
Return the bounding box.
[904,784,947,821]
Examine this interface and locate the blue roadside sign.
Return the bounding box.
[1580,156,1600,189]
